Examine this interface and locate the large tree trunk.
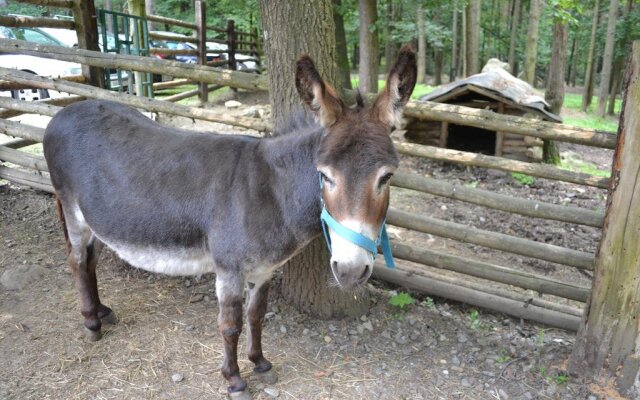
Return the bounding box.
[567,34,578,86]
[582,0,601,112]
[145,0,155,31]
[508,0,521,75]
[417,5,426,83]
[258,0,369,319]
[543,21,568,165]
[333,0,352,91]
[383,0,394,73]
[450,4,458,82]
[433,48,443,86]
[607,57,624,115]
[597,0,620,117]
[523,0,542,85]
[358,0,379,93]
[569,41,640,398]
[465,0,481,76]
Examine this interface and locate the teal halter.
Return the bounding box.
[319,174,396,269]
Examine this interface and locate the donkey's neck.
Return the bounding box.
[260,124,324,244]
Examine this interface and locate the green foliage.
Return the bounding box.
[560,157,611,178]
[389,292,416,310]
[510,172,535,186]
[467,309,482,330]
[420,297,435,309]
[554,373,570,385]
[496,349,512,364]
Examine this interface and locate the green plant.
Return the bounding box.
[511,172,535,186]
[389,292,416,310]
[536,329,546,346]
[468,309,482,330]
[496,349,512,364]
[421,297,435,309]
[465,180,479,188]
[554,373,569,385]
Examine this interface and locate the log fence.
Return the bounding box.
[0,19,623,331]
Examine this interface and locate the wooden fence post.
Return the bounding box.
[252,27,261,70]
[226,19,237,71]
[72,0,104,88]
[568,41,640,398]
[195,0,207,103]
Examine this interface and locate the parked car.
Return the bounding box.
[0,26,82,101]
[205,42,258,72]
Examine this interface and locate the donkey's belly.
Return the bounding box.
[105,240,215,276]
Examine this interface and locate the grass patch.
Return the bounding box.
[563,93,622,114]
[561,157,611,178]
[510,172,535,186]
[562,115,619,133]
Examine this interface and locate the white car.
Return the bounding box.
[205,42,258,72]
[0,26,82,101]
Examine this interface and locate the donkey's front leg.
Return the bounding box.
[247,280,277,383]
[215,272,247,396]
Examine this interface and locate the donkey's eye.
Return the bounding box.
[319,172,333,186]
[379,173,394,187]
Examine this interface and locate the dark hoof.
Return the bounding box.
[255,369,278,385]
[228,390,251,400]
[84,327,102,342]
[100,311,118,325]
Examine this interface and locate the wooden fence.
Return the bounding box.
[0,16,621,331]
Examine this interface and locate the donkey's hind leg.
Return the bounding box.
[246,280,277,384]
[57,198,111,341]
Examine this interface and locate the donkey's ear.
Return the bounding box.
[372,45,417,128]
[295,55,344,127]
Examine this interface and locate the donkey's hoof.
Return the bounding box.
[100,311,118,325]
[228,390,251,400]
[254,370,278,385]
[84,327,102,342]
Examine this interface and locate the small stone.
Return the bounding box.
[171,373,184,383]
[324,336,332,343]
[498,388,509,399]
[356,325,364,334]
[461,378,471,387]
[442,370,449,376]
[280,325,287,334]
[457,334,468,343]
[440,205,448,211]
[362,321,374,332]
[242,107,260,118]
[225,100,242,108]
[348,329,358,336]
[407,315,417,326]
[264,312,276,321]
[302,328,309,335]
[328,324,337,332]
[264,387,280,397]
[360,315,368,322]
[189,294,204,303]
[186,325,196,332]
[184,279,191,287]
[451,356,461,366]
[395,333,408,345]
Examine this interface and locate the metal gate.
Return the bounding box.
[98,9,154,97]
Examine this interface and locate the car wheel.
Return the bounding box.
[11,88,50,101]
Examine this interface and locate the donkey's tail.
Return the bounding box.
[54,196,71,256]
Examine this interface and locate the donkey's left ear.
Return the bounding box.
[372,45,417,128]
[295,55,345,127]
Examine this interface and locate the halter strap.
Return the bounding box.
[319,175,395,269]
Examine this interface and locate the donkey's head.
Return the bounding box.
[296,45,417,288]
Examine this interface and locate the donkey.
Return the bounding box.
[43,46,416,397]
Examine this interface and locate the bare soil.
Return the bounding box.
[0,91,621,399]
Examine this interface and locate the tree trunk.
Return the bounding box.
[333,0,352,91]
[543,21,568,165]
[417,5,426,84]
[465,0,481,76]
[508,0,521,75]
[607,57,624,115]
[523,0,542,85]
[383,0,394,73]
[597,0,620,117]
[569,41,640,398]
[434,49,443,86]
[145,0,155,31]
[358,0,379,93]
[258,0,369,319]
[450,5,458,82]
[582,0,600,111]
[461,6,467,77]
[568,34,578,86]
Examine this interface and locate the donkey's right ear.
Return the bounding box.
[295,55,344,127]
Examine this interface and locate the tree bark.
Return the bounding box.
[417,5,426,83]
[569,41,640,399]
[508,0,520,75]
[145,0,155,31]
[607,57,624,115]
[582,0,600,111]
[465,0,481,76]
[358,0,379,93]
[258,0,369,319]
[567,34,578,86]
[597,0,620,117]
[523,0,542,85]
[450,4,458,82]
[333,0,352,91]
[543,21,568,165]
[434,49,443,86]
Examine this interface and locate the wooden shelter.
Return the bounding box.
[405,67,561,161]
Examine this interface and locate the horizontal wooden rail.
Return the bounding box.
[0,96,61,117]
[17,0,73,7]
[0,39,269,92]
[0,138,37,149]
[391,172,605,227]
[387,207,596,269]
[149,48,198,56]
[0,95,84,119]
[0,146,49,173]
[0,75,85,91]
[395,142,610,188]
[0,68,269,132]
[0,166,52,193]
[161,84,222,103]
[152,79,196,90]
[148,32,199,44]
[0,15,75,29]
[390,241,590,301]
[147,14,197,30]
[0,119,45,142]
[373,261,580,331]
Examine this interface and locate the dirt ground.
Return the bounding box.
[0,91,619,399]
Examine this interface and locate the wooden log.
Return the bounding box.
[373,261,581,331]
[389,241,590,301]
[0,139,36,149]
[0,39,269,92]
[17,0,73,7]
[148,32,199,44]
[0,95,84,119]
[146,14,197,30]
[149,48,198,56]
[0,96,61,117]
[0,68,270,132]
[152,79,195,90]
[162,85,222,103]
[0,146,49,173]
[495,103,505,156]
[0,15,74,29]
[386,259,584,316]
[439,121,448,147]
[387,207,596,270]
[391,172,604,227]
[0,75,86,91]
[0,119,45,142]
[395,142,610,189]
[0,166,53,193]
